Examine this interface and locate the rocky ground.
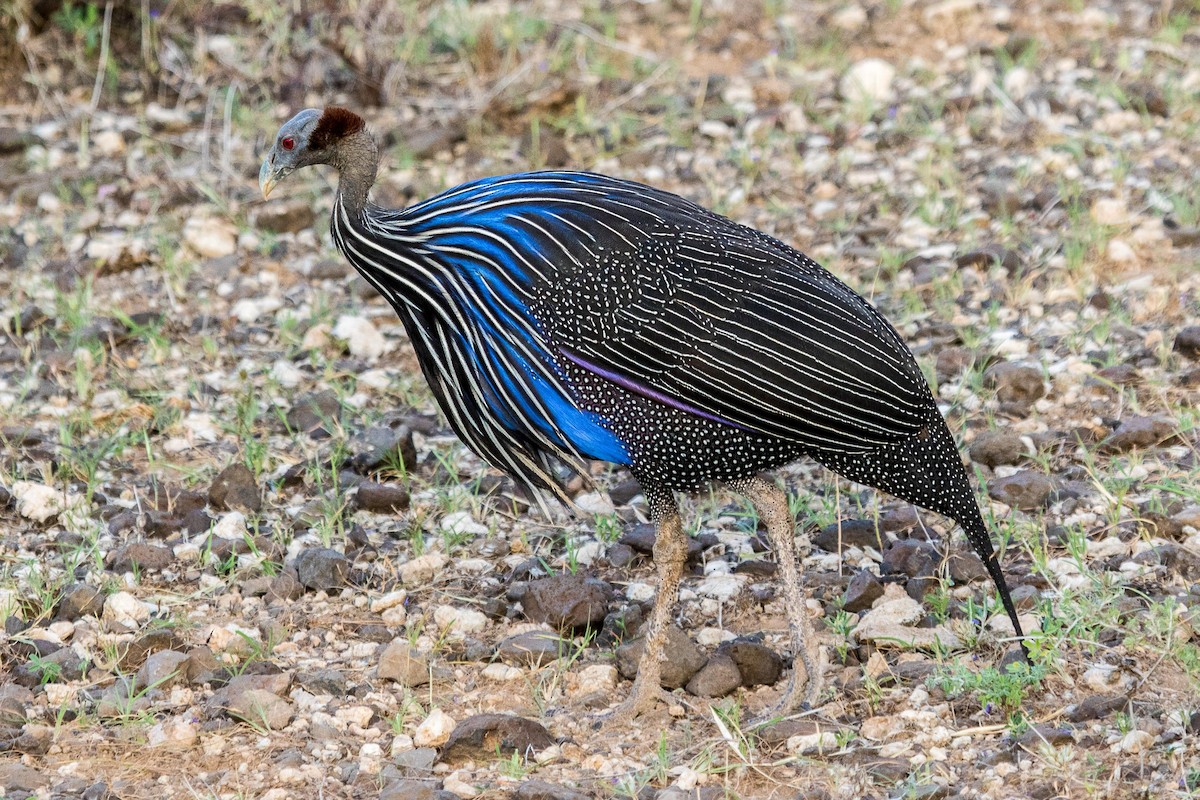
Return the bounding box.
[1,0,1199,798]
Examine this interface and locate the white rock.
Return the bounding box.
[860,714,905,741]
[444,771,479,798]
[391,734,415,754]
[573,541,605,566]
[212,511,248,541]
[433,605,489,635]
[696,574,743,602]
[231,297,282,324]
[337,705,375,727]
[370,590,408,613]
[208,623,261,655]
[94,129,126,156]
[831,5,868,31]
[439,511,489,537]
[302,322,331,351]
[381,605,408,627]
[1086,536,1128,560]
[333,315,387,360]
[85,232,148,266]
[399,552,448,586]
[358,741,384,774]
[1106,239,1137,264]
[573,664,618,695]
[183,216,238,258]
[1091,198,1130,226]
[1082,662,1125,692]
[481,663,523,681]
[1002,67,1033,101]
[698,120,732,139]
[11,481,72,523]
[457,558,493,575]
[1116,729,1154,754]
[147,716,198,747]
[696,627,736,647]
[413,708,455,748]
[44,683,76,706]
[0,589,18,617]
[853,584,961,650]
[626,582,655,602]
[575,492,614,515]
[840,58,896,104]
[145,102,190,131]
[787,731,839,754]
[103,591,150,631]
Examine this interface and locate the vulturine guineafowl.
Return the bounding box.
[259,107,1026,720]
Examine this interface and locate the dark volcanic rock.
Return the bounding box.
[355,480,410,513]
[616,625,706,689]
[513,779,591,800]
[1099,415,1176,454]
[718,638,783,687]
[55,583,105,620]
[686,653,742,697]
[439,714,555,764]
[293,547,350,591]
[496,631,568,667]
[983,362,1045,405]
[987,470,1055,510]
[1175,326,1200,359]
[1066,693,1130,723]
[841,569,884,612]
[106,542,173,573]
[813,518,882,551]
[209,463,262,513]
[521,575,610,630]
[286,389,342,436]
[969,431,1026,468]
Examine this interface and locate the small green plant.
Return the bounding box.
[927,659,1047,720]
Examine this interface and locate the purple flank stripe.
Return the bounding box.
[558,349,750,432]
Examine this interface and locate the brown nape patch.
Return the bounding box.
[310,107,365,149]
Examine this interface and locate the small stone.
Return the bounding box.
[497,631,568,667]
[521,575,610,630]
[226,688,294,730]
[983,362,1045,405]
[333,314,387,360]
[135,650,189,691]
[253,200,316,234]
[853,584,960,650]
[842,569,884,613]
[840,58,896,104]
[379,641,430,687]
[956,245,1021,274]
[413,708,456,748]
[572,664,618,696]
[0,762,50,793]
[208,464,262,513]
[969,431,1026,468]
[400,552,448,586]
[356,481,410,513]
[686,654,742,698]
[183,216,237,258]
[286,390,341,435]
[513,779,591,800]
[433,605,489,635]
[813,518,882,551]
[947,548,988,583]
[293,547,350,591]
[1116,729,1154,754]
[718,639,783,687]
[55,583,105,621]
[1066,694,1130,723]
[379,779,443,800]
[147,715,199,748]
[103,591,150,631]
[987,470,1055,511]
[1091,197,1130,226]
[616,625,706,689]
[1099,416,1176,454]
[439,714,554,764]
[106,542,173,573]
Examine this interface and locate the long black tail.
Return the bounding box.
[815,413,1027,657]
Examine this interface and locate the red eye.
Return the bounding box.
[281,136,295,151]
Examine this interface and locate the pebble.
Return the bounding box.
[399,552,448,586]
[440,714,554,763]
[987,470,1055,510]
[333,314,387,360]
[182,216,237,258]
[413,708,456,748]
[840,58,896,104]
[378,642,430,687]
[521,574,610,630]
[572,664,618,696]
[1116,729,1155,754]
[685,654,742,698]
[103,591,150,631]
[294,547,350,591]
[616,625,706,689]
[433,605,489,635]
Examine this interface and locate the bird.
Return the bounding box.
[259,106,1027,720]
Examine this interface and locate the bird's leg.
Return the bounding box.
[728,475,825,717]
[608,487,688,722]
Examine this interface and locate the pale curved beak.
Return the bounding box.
[259,157,280,199]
